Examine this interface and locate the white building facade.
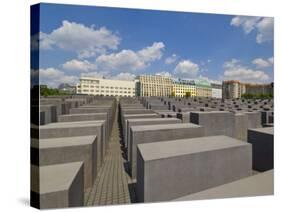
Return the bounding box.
[211,83,222,99]
[76,77,137,97]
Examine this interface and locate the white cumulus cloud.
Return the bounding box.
[165,54,178,64]
[155,71,173,78]
[62,59,97,72]
[95,42,165,72]
[111,72,136,81]
[252,57,274,68]
[174,60,199,78]
[39,67,78,88]
[230,16,273,44]
[223,59,270,83]
[39,20,121,58]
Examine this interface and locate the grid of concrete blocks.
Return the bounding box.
[31,96,117,209]
[31,95,274,209]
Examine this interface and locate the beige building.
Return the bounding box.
[76,77,137,97]
[245,83,273,95]
[194,79,212,97]
[172,80,196,97]
[222,80,246,99]
[136,75,173,97]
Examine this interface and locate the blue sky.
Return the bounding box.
[32,3,274,87]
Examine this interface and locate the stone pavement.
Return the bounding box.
[84,109,136,206]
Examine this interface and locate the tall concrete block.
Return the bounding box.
[58,113,110,148]
[190,111,234,137]
[125,118,182,150]
[233,113,248,141]
[33,135,98,189]
[245,111,262,128]
[174,170,273,201]
[248,127,274,171]
[121,113,160,139]
[129,123,204,179]
[31,162,84,209]
[40,121,105,169]
[136,136,252,202]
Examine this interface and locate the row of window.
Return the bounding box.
[81,85,135,90]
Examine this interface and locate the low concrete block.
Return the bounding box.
[31,162,84,209]
[40,121,105,169]
[248,127,274,171]
[32,135,98,189]
[40,105,57,125]
[136,135,252,202]
[176,112,190,123]
[174,170,273,201]
[129,123,204,179]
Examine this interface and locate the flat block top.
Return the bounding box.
[36,162,83,194]
[249,127,274,135]
[190,111,232,115]
[123,114,158,118]
[59,112,107,117]
[39,135,97,149]
[123,108,151,111]
[127,118,180,123]
[40,120,104,129]
[175,170,273,201]
[131,123,201,132]
[137,135,251,161]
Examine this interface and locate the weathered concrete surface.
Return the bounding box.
[39,121,105,169]
[31,162,84,209]
[176,112,190,123]
[174,170,273,201]
[57,113,110,148]
[121,113,160,140]
[32,136,98,189]
[136,135,252,202]
[233,113,248,141]
[39,105,57,125]
[190,111,234,137]
[125,118,181,148]
[248,127,274,172]
[129,123,204,179]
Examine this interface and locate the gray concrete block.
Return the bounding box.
[31,162,84,209]
[248,127,274,171]
[261,111,274,125]
[176,112,190,123]
[40,105,57,125]
[122,113,160,139]
[125,118,182,150]
[190,111,234,137]
[174,170,273,201]
[136,135,252,202]
[245,111,262,128]
[57,113,110,148]
[233,113,248,141]
[130,123,204,179]
[40,121,105,169]
[33,135,98,189]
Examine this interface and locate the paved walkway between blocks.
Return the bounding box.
[84,109,136,206]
